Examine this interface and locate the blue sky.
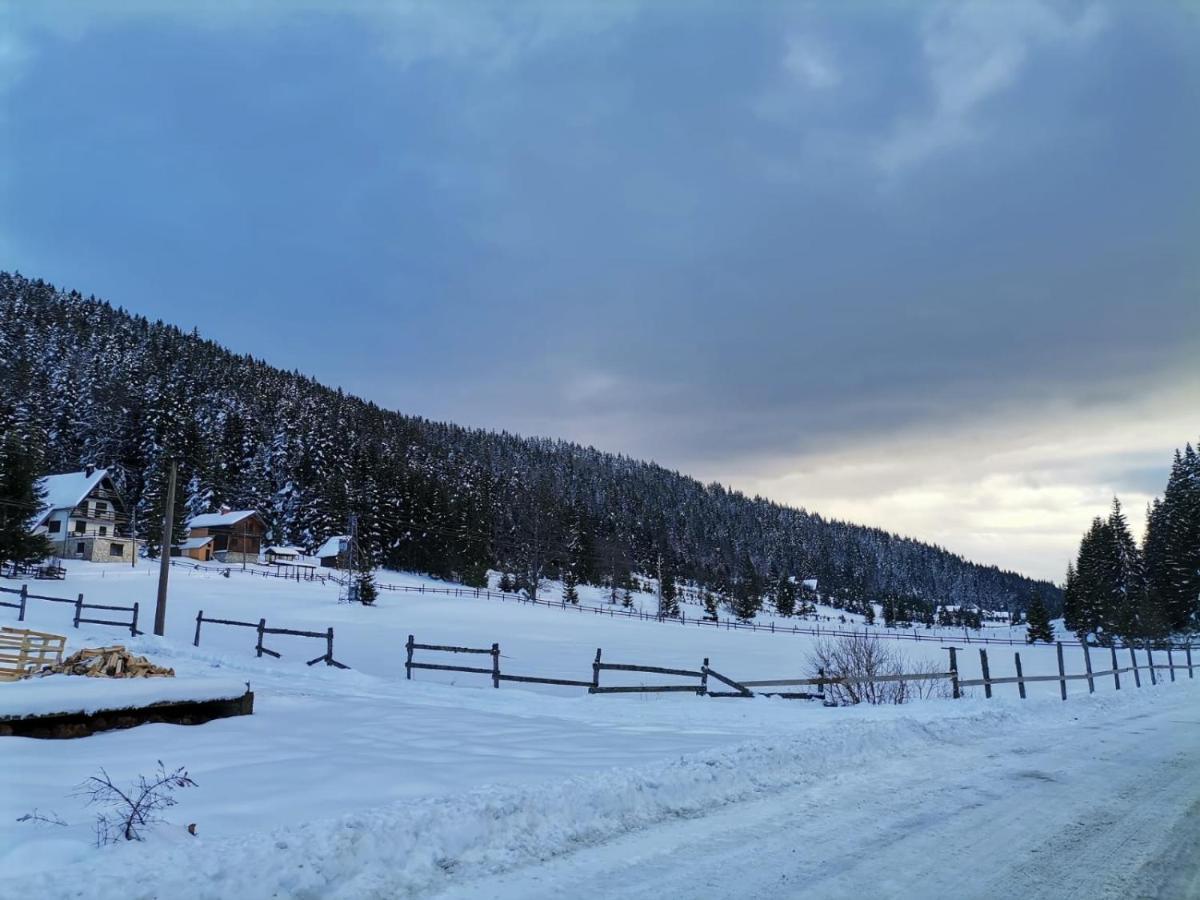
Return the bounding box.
[2,1,1197,580]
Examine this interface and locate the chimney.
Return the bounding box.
[84,464,96,477]
[220,504,232,516]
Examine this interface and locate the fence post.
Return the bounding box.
[1147,647,1157,686]
[1188,646,1194,679]
[73,593,83,629]
[1167,648,1176,683]
[18,584,26,622]
[256,618,266,658]
[591,648,602,694]
[406,634,414,680]
[1130,646,1141,688]
[1082,641,1095,694]
[947,647,960,699]
[699,657,709,696]
[1056,642,1067,701]
[1014,651,1026,699]
[491,642,500,688]
[325,627,335,666]
[1110,645,1120,691]
[194,610,203,647]
[979,648,992,699]
[130,602,139,637]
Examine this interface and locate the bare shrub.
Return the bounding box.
[807,634,951,705]
[76,761,197,845]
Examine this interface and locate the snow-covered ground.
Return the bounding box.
[1,561,1196,899]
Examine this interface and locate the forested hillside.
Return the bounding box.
[0,273,1059,613]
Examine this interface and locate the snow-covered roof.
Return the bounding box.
[188,510,259,529]
[314,535,349,558]
[265,546,302,557]
[36,468,109,524]
[178,536,214,550]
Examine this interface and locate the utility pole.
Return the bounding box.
[153,460,177,636]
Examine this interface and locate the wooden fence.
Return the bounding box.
[404,635,593,688]
[952,642,1196,701]
[0,585,140,637]
[401,633,1200,706]
[193,610,348,668]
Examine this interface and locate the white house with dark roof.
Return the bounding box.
[34,466,140,563]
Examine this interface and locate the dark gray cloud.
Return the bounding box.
[1,0,1196,578]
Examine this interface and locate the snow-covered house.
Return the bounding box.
[314,535,350,569]
[33,466,139,563]
[186,508,265,564]
[264,545,317,568]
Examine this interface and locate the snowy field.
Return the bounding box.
[1,562,1197,899]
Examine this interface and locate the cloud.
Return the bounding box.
[2,0,639,70]
[701,375,1200,581]
[875,0,1108,174]
[782,36,840,91]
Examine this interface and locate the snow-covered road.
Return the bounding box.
[439,692,1200,900]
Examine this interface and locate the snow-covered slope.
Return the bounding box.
[1,561,1193,897]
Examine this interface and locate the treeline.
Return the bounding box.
[1064,443,1200,643]
[0,272,1060,615]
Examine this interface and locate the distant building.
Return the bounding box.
[186,508,265,564]
[33,466,140,563]
[264,545,318,569]
[314,535,350,569]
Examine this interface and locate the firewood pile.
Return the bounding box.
[37,646,175,679]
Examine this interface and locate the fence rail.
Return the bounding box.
[193,610,348,668]
[950,643,1194,701]
[0,584,139,636]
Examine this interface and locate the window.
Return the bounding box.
[75,542,86,556]
[74,520,86,534]
[99,525,108,536]
[47,520,61,534]
[108,542,125,557]
[94,501,108,516]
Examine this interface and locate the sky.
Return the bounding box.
[1,1,1197,582]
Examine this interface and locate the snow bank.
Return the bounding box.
[0,677,249,719]
[9,691,1174,900]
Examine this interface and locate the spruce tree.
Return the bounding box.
[0,424,53,569]
[773,572,797,617]
[562,568,580,605]
[1025,592,1053,643]
[731,554,762,621]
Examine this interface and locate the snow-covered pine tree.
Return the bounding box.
[1024,591,1053,643]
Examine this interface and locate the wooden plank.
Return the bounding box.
[1014,651,1026,700]
[702,666,753,696]
[589,684,701,694]
[1167,649,1176,683]
[408,662,494,676]
[1111,645,1120,691]
[596,663,704,678]
[1130,646,1141,688]
[1057,642,1067,701]
[948,647,960,699]
[262,627,326,639]
[1082,642,1095,694]
[980,648,992,699]
[497,674,594,687]
[411,643,492,654]
[1147,647,1157,686]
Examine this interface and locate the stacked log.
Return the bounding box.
[37,646,175,678]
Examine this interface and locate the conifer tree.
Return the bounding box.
[0,421,53,568]
[773,571,797,617]
[1025,592,1053,643]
